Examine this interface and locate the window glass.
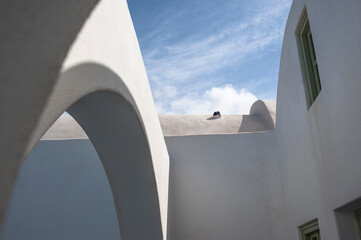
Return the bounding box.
[297,11,321,107]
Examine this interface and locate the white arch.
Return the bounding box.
[24,63,163,239]
[0,0,169,238]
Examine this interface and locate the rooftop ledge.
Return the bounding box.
[41,100,276,140]
[160,100,276,136]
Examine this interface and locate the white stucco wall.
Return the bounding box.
[271,0,361,239]
[0,0,169,238]
[165,132,277,240]
[0,0,169,237]
[2,0,361,239]
[165,0,361,239]
[31,2,170,234]
[1,140,120,240]
[160,100,276,136]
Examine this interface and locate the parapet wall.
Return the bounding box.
[34,101,278,240]
[2,0,361,239]
[165,131,277,240]
[160,100,276,136]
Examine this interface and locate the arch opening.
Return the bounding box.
[66,91,162,240]
[1,90,163,240]
[1,113,121,240]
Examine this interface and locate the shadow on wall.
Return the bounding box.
[334,197,361,240]
[239,100,277,133]
[207,116,221,120]
[1,89,163,240]
[159,100,276,136]
[0,128,121,240]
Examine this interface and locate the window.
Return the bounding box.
[356,208,361,238]
[297,11,321,107]
[334,200,361,240]
[299,219,321,240]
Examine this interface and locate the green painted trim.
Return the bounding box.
[355,208,361,239]
[296,10,321,108]
[299,219,321,240]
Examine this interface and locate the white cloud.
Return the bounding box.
[157,84,258,115]
[138,0,291,114]
[153,85,178,99]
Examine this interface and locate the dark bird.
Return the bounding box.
[213,111,221,117]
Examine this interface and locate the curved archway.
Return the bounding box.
[67,90,163,239]
[1,114,121,240]
[35,61,165,239]
[0,0,101,224]
[1,61,167,239]
[3,88,163,239]
[0,0,169,236]
[19,62,164,239]
[25,63,141,155]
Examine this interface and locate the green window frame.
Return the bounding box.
[299,219,321,240]
[356,208,361,238]
[297,11,321,107]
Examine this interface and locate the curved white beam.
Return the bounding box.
[0,0,169,238]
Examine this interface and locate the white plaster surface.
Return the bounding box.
[165,1,361,239]
[2,0,361,239]
[165,132,277,240]
[42,100,276,138]
[0,0,169,238]
[160,100,276,136]
[0,0,99,227]
[41,115,87,140]
[36,116,277,240]
[1,140,120,240]
[269,0,361,239]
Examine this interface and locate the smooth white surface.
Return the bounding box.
[41,115,87,140]
[166,0,361,239]
[165,132,276,240]
[42,100,276,139]
[0,0,169,238]
[271,0,361,239]
[2,0,361,239]
[160,100,276,136]
[0,0,99,226]
[1,140,120,240]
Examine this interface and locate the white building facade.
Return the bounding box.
[1,0,361,239]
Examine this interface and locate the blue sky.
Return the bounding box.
[127,0,292,114]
